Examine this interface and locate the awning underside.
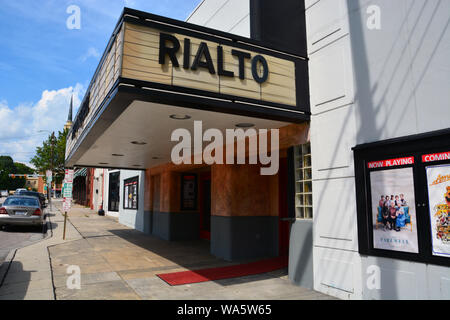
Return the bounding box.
[67,99,293,170]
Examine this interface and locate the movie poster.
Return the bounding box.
[181,175,197,210]
[370,167,419,253]
[124,185,129,208]
[425,165,450,258]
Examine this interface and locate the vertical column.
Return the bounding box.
[143,170,153,234]
[211,163,279,261]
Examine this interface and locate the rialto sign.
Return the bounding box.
[158,33,270,84]
[121,22,298,107]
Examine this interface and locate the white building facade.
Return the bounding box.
[187,0,450,300]
[103,169,147,233]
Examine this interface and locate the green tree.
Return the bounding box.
[30,129,68,185]
[0,156,16,190]
[0,157,35,190]
[14,162,35,175]
[13,162,35,190]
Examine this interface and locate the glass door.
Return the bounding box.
[108,172,120,212]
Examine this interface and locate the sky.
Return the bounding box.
[0,0,201,167]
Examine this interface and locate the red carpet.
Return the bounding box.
[157,256,288,286]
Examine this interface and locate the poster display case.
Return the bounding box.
[353,129,450,267]
[123,176,139,210]
[181,174,198,211]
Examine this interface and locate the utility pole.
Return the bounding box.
[49,132,55,212]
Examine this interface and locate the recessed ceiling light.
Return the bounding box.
[170,114,191,120]
[112,154,124,157]
[131,141,147,145]
[152,157,160,160]
[235,123,255,128]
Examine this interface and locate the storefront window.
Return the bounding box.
[294,143,313,219]
[123,176,139,210]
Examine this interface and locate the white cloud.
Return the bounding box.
[0,84,85,165]
[124,0,137,6]
[80,47,101,62]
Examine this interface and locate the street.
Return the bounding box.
[0,197,47,266]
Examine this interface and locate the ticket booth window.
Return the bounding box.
[294,143,313,219]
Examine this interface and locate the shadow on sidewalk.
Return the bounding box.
[0,262,31,300]
[107,228,286,286]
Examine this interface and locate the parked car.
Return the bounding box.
[0,196,45,229]
[14,190,46,208]
[1,190,8,197]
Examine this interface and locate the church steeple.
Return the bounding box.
[64,94,73,130]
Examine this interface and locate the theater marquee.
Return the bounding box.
[65,8,309,169]
[121,22,298,106]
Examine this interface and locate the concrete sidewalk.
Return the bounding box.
[0,201,82,300]
[0,201,335,300]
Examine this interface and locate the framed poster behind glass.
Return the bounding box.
[123,176,139,210]
[368,162,419,254]
[425,164,450,258]
[181,174,197,211]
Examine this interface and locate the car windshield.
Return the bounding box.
[4,198,39,207]
[16,191,38,197]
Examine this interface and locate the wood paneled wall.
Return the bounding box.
[211,163,279,217]
[121,22,297,106]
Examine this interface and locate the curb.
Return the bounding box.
[43,212,54,240]
[0,212,54,289]
[0,249,17,288]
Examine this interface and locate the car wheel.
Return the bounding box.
[36,224,43,233]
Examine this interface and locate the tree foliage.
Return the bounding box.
[0,156,35,190]
[30,129,68,185]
